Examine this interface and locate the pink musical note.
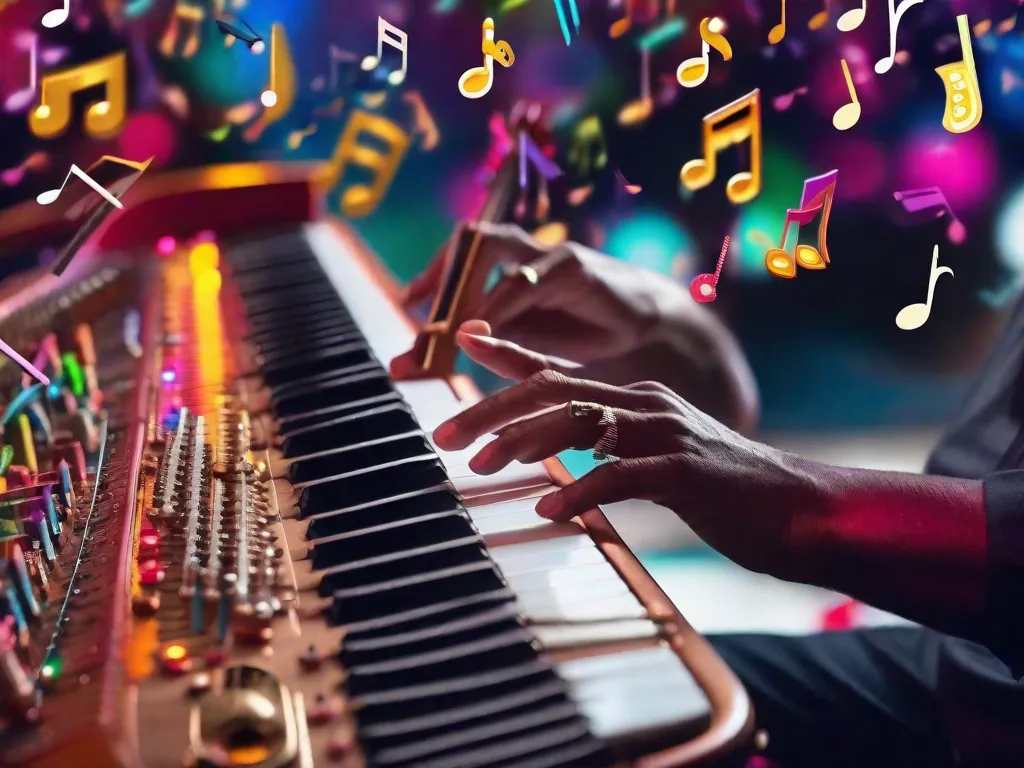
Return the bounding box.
[772,85,807,110]
[893,187,967,245]
[764,170,839,279]
[1,152,49,187]
[690,235,731,302]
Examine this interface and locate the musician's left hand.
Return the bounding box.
[432,340,830,581]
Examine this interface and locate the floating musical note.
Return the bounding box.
[680,89,762,205]
[833,59,862,130]
[773,85,808,110]
[321,44,357,92]
[567,116,608,178]
[0,338,50,386]
[519,131,563,187]
[769,0,787,43]
[552,0,581,45]
[896,245,952,330]
[837,0,866,31]
[615,169,642,194]
[42,0,70,28]
[205,124,231,142]
[618,48,654,126]
[610,0,633,37]
[892,187,967,244]
[161,85,190,119]
[1,152,49,187]
[159,0,205,58]
[764,169,839,278]
[50,156,153,275]
[124,0,156,19]
[38,165,123,209]
[313,97,345,117]
[808,0,830,30]
[403,91,440,150]
[459,18,514,99]
[936,14,982,134]
[327,110,411,218]
[245,24,296,142]
[362,17,408,86]
[29,52,127,140]
[215,17,265,53]
[4,34,38,114]
[677,17,733,88]
[286,123,317,150]
[690,235,732,303]
[876,0,924,74]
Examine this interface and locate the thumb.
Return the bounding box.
[455,321,581,382]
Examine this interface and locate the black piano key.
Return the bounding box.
[289,434,432,485]
[304,489,461,540]
[273,369,393,416]
[491,738,610,768]
[328,560,504,625]
[316,539,486,595]
[282,403,420,458]
[402,720,595,768]
[342,604,521,665]
[344,588,515,638]
[255,327,364,360]
[299,459,450,516]
[271,363,383,403]
[280,393,403,434]
[309,511,475,570]
[245,298,346,327]
[260,342,371,386]
[233,266,328,295]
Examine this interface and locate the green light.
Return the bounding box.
[40,656,63,682]
[61,354,85,397]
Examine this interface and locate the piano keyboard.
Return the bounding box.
[219,226,713,766]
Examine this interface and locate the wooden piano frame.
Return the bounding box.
[0,163,754,767]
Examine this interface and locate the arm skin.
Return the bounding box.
[789,464,1024,674]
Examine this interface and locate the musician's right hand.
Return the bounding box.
[402,223,760,433]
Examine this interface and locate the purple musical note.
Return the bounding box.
[518,131,562,188]
[893,187,967,244]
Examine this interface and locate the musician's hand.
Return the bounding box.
[432,369,829,580]
[403,223,759,433]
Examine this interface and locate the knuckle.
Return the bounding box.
[529,369,565,389]
[657,413,690,435]
[638,391,677,412]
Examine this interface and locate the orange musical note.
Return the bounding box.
[808,0,830,30]
[159,0,205,58]
[610,0,633,37]
[617,48,654,126]
[769,0,787,43]
[29,52,126,139]
[764,169,838,278]
[680,89,762,205]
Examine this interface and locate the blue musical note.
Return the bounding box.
[552,0,580,45]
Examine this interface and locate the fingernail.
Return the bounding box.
[460,332,500,348]
[468,442,499,474]
[535,493,563,519]
[433,422,458,447]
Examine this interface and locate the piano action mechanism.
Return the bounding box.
[0,158,752,767]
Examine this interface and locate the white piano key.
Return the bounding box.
[569,659,697,702]
[471,508,557,536]
[557,644,682,683]
[503,561,621,592]
[522,593,648,622]
[514,573,628,604]
[396,378,464,430]
[577,685,711,742]
[490,535,601,575]
[466,497,540,519]
[305,222,414,363]
[533,619,659,649]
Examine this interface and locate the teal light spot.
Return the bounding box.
[604,210,694,276]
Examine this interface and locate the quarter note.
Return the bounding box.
[837,0,867,31]
[4,34,38,114]
[680,89,762,205]
[832,59,862,130]
[764,169,839,278]
[29,52,127,140]
[567,115,608,178]
[327,110,412,218]
[159,0,205,58]
[37,165,123,209]
[403,91,440,150]
[246,24,296,141]
[808,0,830,30]
[362,17,408,87]
[892,187,967,244]
[896,245,952,330]
[677,17,733,89]
[875,0,925,74]
[769,0,787,43]
[690,235,732,303]
[610,0,633,37]
[617,48,654,126]
[42,0,70,28]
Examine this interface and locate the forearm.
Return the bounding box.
[791,463,989,642]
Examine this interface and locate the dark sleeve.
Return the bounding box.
[982,470,1024,678]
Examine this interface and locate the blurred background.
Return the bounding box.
[0,0,1021,633]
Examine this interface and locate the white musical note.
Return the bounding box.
[42,0,70,28]
[37,164,123,209]
[837,0,867,31]
[876,0,925,74]
[3,34,38,113]
[895,245,953,330]
[361,17,408,86]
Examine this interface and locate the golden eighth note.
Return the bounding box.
[244,23,297,142]
[29,52,127,140]
[326,110,411,219]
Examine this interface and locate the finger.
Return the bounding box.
[535,455,682,521]
[456,327,581,382]
[459,319,492,336]
[433,370,674,450]
[470,248,579,331]
[469,407,687,474]
[498,312,620,362]
[402,238,452,308]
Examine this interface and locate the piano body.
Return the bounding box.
[0,158,752,767]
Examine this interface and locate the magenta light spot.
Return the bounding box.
[117,112,177,168]
[157,236,176,256]
[161,369,175,383]
[812,137,886,201]
[898,126,998,212]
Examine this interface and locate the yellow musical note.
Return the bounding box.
[617,48,654,126]
[159,0,205,59]
[677,17,732,88]
[764,170,838,278]
[286,123,317,150]
[896,245,953,330]
[769,0,787,43]
[936,14,982,134]
[832,59,862,130]
[680,89,762,205]
[327,110,411,218]
[808,0,830,30]
[609,0,633,37]
[459,18,514,99]
[567,115,608,178]
[362,16,408,86]
[244,24,296,142]
[29,52,126,140]
[402,91,440,151]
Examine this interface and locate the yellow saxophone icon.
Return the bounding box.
[935,14,982,134]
